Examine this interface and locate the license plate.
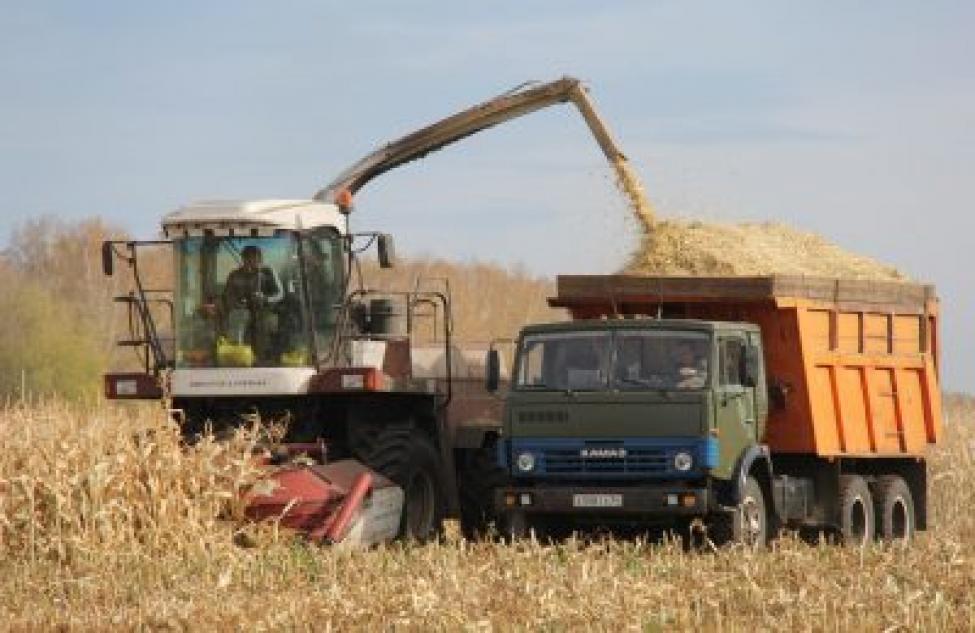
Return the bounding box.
[572,493,623,508]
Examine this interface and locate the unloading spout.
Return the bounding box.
[315,77,654,231]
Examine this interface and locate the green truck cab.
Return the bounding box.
[491,318,770,542]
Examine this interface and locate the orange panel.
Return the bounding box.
[861,367,879,453]
[806,310,831,352]
[836,312,860,353]
[820,352,924,369]
[893,315,921,355]
[895,369,927,453]
[863,313,890,354]
[836,367,872,454]
[809,365,840,454]
[921,355,943,444]
[870,369,902,453]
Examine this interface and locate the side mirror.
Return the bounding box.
[377,233,395,269]
[101,241,114,276]
[485,349,500,393]
[742,345,760,388]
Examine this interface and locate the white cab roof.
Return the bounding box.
[162,199,347,237]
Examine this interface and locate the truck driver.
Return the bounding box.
[672,341,708,389]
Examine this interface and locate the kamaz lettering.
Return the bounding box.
[580,448,627,459]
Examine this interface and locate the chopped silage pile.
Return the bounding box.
[625,219,905,280]
[608,157,903,280]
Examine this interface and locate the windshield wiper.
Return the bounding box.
[616,376,675,392]
[617,376,651,386]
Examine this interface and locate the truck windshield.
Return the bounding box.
[173,229,345,368]
[515,329,710,391]
[614,330,710,391]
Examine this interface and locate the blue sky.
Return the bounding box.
[1,2,972,390]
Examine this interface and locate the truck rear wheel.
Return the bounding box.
[359,427,445,541]
[838,474,875,546]
[873,475,915,543]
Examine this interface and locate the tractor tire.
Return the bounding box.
[838,474,875,546]
[709,475,769,548]
[458,443,510,539]
[358,426,446,541]
[873,475,915,544]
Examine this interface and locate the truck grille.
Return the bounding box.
[506,437,715,479]
[543,445,669,475]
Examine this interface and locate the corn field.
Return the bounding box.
[0,396,972,631]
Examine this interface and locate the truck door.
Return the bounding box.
[714,334,757,480]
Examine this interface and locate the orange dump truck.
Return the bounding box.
[493,274,942,544]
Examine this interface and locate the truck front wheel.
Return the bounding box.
[734,475,769,547]
[838,474,875,546]
[874,475,915,543]
[709,475,768,548]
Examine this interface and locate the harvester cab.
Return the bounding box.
[102,197,418,399]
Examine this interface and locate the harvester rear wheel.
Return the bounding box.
[873,475,915,544]
[359,426,446,541]
[838,474,875,546]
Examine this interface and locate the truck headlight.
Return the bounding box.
[516,452,536,473]
[673,451,694,472]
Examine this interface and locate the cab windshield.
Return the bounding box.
[515,329,711,391]
[174,229,344,368]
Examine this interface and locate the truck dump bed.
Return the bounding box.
[551,275,942,458]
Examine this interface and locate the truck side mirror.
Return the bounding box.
[743,345,760,388]
[377,233,395,269]
[485,349,500,392]
[101,241,114,277]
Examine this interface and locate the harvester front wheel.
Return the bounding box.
[362,427,446,541]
